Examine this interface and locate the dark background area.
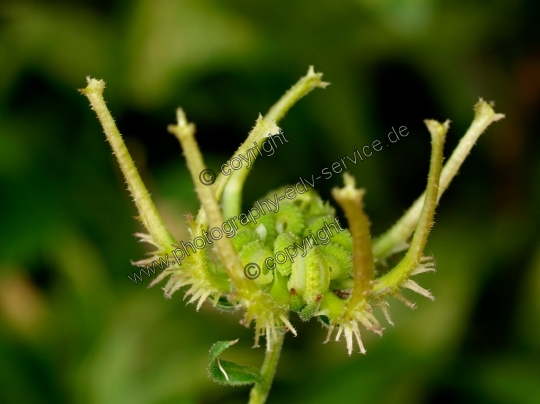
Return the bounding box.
[1,0,539,403]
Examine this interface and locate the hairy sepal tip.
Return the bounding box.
[307,65,331,89]
[80,77,105,95]
[424,119,449,140]
[475,98,505,122]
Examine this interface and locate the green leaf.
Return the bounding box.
[207,340,261,386]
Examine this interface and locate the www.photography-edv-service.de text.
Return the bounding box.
[128,125,409,284]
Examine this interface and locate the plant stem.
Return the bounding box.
[248,331,285,404]
[219,66,329,220]
[372,100,504,260]
[264,65,329,123]
[80,78,176,250]
[332,173,374,308]
[374,120,447,293]
[216,116,280,220]
[168,109,257,296]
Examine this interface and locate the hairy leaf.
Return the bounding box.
[207,340,261,386]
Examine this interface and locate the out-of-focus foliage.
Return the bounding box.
[1,0,539,403]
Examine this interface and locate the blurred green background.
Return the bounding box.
[1,0,539,403]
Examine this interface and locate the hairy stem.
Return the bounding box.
[248,331,285,404]
[374,120,447,293]
[217,116,281,220]
[80,78,176,249]
[218,66,329,220]
[264,65,330,123]
[332,173,374,308]
[373,99,505,260]
[168,109,256,295]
